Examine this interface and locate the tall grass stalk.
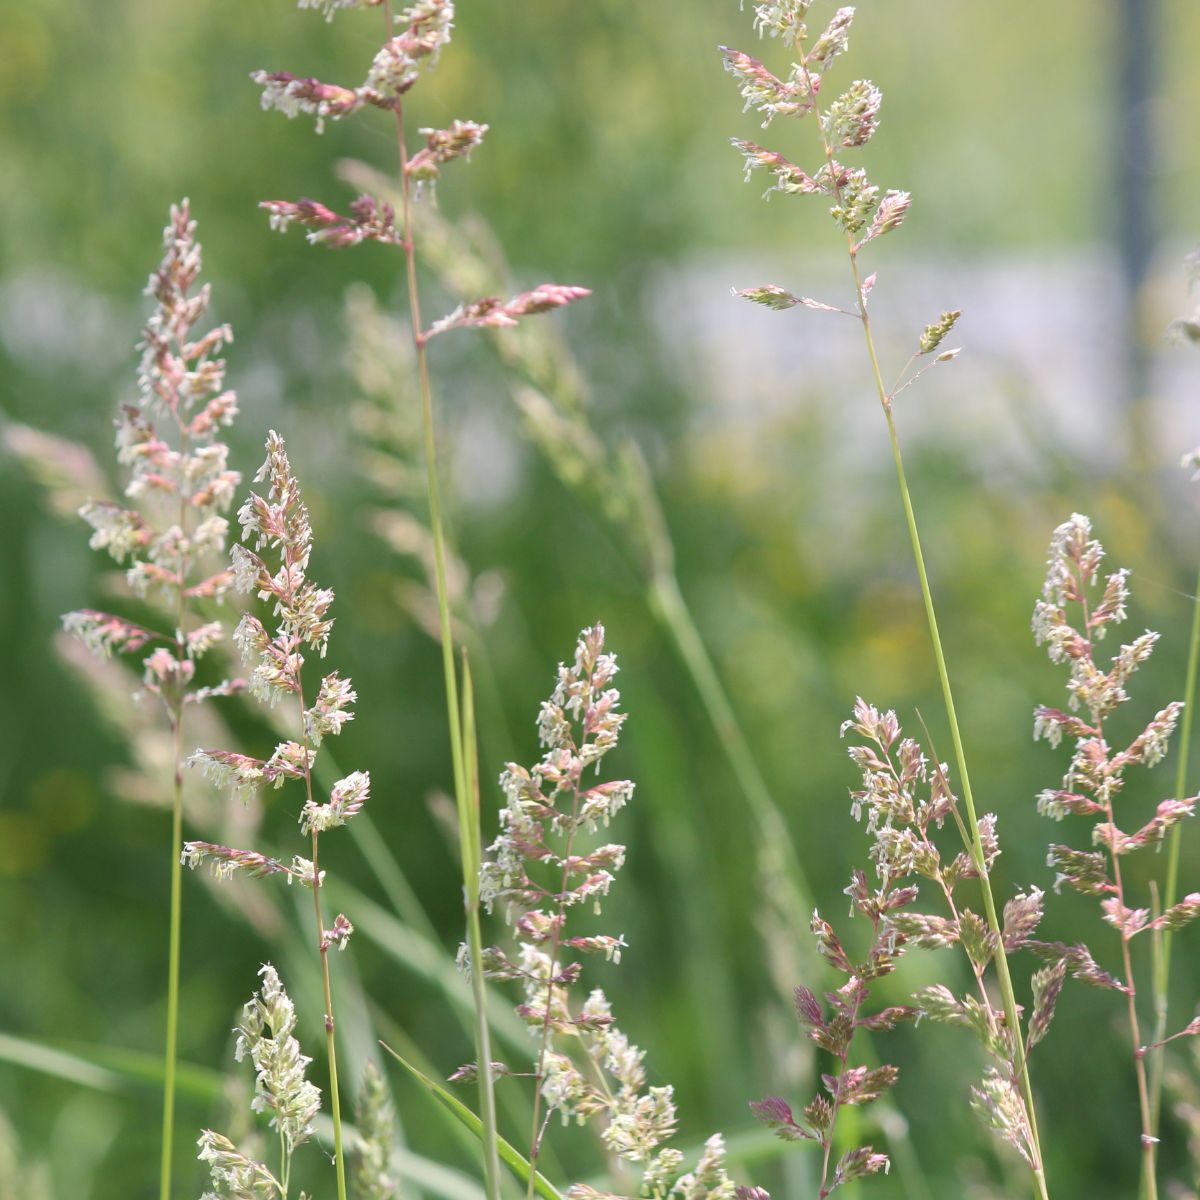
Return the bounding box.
[298,687,349,1200]
[383,6,499,1194]
[723,6,1052,1190]
[1028,513,1200,1200]
[253,4,588,1186]
[791,39,1050,1199]
[160,712,185,1200]
[879,405,1050,1200]
[182,429,372,1196]
[460,651,503,1200]
[1150,562,1200,1134]
[159,407,194,1200]
[61,202,245,1200]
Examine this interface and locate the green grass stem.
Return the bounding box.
[787,35,1051,1195]
[383,16,502,1195]
[1148,559,1200,1131]
[461,653,503,1200]
[158,757,183,1200]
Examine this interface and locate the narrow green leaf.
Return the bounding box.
[380,1043,564,1200]
[0,1033,126,1094]
[0,1033,224,1101]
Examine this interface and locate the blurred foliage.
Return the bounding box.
[2,1,1200,1199]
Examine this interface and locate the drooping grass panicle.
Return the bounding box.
[62,199,244,1200]
[183,430,366,1200]
[720,5,1053,1193]
[198,964,320,1199]
[471,625,740,1200]
[1031,513,1200,1199]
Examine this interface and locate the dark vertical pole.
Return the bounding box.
[1114,0,1159,462]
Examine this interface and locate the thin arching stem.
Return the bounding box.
[790,35,1051,1200]
[160,711,184,1200]
[1149,559,1200,1130]
[160,419,191,1200]
[297,685,348,1200]
[381,7,501,1196]
[1078,592,1157,1200]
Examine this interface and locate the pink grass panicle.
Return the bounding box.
[182,430,365,1198]
[183,431,368,894]
[842,700,1067,1173]
[1031,517,1200,1154]
[61,199,247,1200]
[1031,515,1194,907]
[63,200,243,703]
[723,2,961,400]
[252,0,588,339]
[747,695,1069,1190]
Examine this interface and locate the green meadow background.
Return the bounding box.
[2,1,1200,1196]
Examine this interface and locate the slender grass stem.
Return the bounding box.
[382,9,500,1195]
[817,975,870,1197]
[1078,586,1157,1200]
[159,720,184,1200]
[280,1127,291,1198]
[880,397,1049,1200]
[312,843,348,1200]
[1106,814,1156,1200]
[1149,559,1200,1129]
[788,41,1049,1197]
[526,778,584,1200]
[461,653,503,1200]
[299,691,347,1200]
[161,421,192,1200]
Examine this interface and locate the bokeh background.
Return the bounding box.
[3,1,1200,1197]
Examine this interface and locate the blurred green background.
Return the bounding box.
[3,0,1200,1197]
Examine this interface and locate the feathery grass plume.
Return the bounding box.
[251,6,592,1196]
[467,625,739,1200]
[183,431,367,1200]
[838,699,1067,1172]
[5,422,277,930]
[720,6,1050,1194]
[198,964,321,1199]
[1031,513,1199,1198]
[60,200,244,1200]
